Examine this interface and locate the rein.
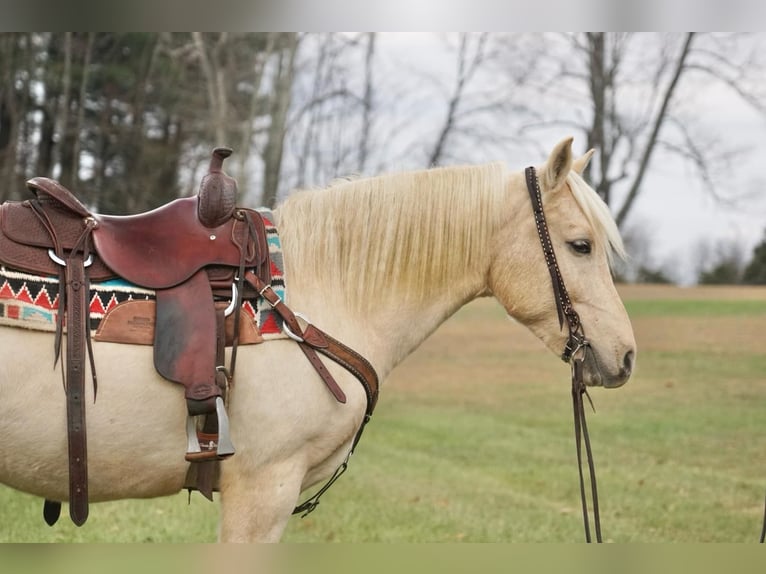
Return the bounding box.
[525,167,602,543]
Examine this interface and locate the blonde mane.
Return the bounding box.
[277,163,508,310]
[275,163,624,312]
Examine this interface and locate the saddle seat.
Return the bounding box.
[94,197,265,289]
[4,177,269,290]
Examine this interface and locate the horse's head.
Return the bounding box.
[489,137,636,388]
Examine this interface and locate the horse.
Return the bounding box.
[0,137,635,542]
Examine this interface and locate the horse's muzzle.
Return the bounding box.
[582,348,634,388]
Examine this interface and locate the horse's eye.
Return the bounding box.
[568,239,592,255]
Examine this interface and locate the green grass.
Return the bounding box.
[1,286,765,542]
[624,298,766,317]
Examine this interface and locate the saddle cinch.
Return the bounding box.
[0,148,275,525]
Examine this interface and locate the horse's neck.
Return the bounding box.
[275,168,508,379]
[284,258,487,380]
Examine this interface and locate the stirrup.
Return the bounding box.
[184,397,236,461]
[214,396,235,458]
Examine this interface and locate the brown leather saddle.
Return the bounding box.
[0,147,380,528]
[0,148,272,524]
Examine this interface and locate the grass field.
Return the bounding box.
[1,284,765,542]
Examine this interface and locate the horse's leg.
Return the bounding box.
[216,341,368,542]
[218,459,304,542]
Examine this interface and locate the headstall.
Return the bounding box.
[525,166,602,543]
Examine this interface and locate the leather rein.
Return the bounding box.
[525,167,602,543]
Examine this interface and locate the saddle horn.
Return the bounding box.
[198,147,238,228]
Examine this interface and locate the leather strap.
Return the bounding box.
[297,342,347,404]
[525,166,601,543]
[241,269,380,516]
[571,359,601,542]
[26,200,97,526]
[65,250,89,526]
[524,167,583,342]
[243,270,379,411]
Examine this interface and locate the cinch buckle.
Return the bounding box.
[259,283,283,308]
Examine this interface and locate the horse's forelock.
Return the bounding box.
[565,172,626,266]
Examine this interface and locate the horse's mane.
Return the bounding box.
[276,163,508,310]
[276,163,624,311]
[566,171,626,265]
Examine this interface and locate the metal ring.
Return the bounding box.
[570,339,590,363]
[223,283,238,317]
[282,312,311,343]
[47,250,93,268]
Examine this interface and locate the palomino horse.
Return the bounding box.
[0,137,635,542]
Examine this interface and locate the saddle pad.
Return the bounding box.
[0,209,287,341]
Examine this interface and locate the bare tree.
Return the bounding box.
[236,33,277,193]
[580,33,694,226]
[0,34,22,198]
[192,32,230,146]
[427,33,490,166]
[527,33,766,229]
[261,33,300,208]
[381,33,541,170]
[283,33,375,193]
[358,32,376,172]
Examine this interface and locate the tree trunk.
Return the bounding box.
[358,32,376,173]
[0,34,20,200]
[36,33,71,177]
[261,33,299,208]
[237,33,276,196]
[61,33,94,191]
[585,32,612,205]
[53,33,73,178]
[119,34,159,213]
[192,32,229,145]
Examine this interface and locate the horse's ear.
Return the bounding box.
[542,137,574,191]
[572,149,595,175]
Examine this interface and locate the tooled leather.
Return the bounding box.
[64,252,89,526]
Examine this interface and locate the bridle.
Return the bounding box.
[525,166,766,544]
[525,166,602,543]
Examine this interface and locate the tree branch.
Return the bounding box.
[615,33,695,227]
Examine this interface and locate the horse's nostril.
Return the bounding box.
[623,350,635,375]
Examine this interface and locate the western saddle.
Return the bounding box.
[0,148,379,526]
